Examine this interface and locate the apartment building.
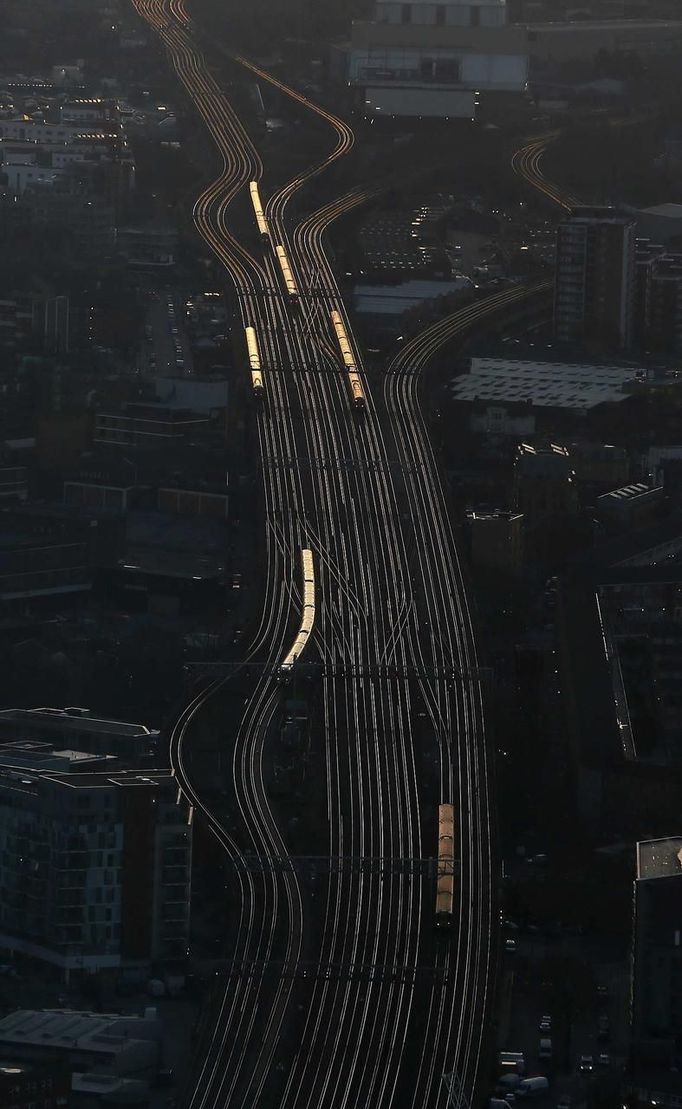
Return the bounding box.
[0,757,191,978]
[554,206,637,351]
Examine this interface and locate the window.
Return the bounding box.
[402,3,411,24]
[470,5,480,26]
[436,4,445,24]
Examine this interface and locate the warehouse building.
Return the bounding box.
[346,0,528,120]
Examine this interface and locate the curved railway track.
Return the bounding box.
[511,133,581,210]
[128,1,532,1104]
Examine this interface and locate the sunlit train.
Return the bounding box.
[330,309,366,410]
[275,244,299,304]
[435,803,456,930]
[249,181,269,242]
[245,326,264,397]
[279,548,315,678]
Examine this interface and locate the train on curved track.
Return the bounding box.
[245,325,264,397]
[330,309,366,410]
[436,802,456,930]
[278,548,316,679]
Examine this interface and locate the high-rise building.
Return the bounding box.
[630,838,682,1108]
[0,755,191,978]
[554,206,637,351]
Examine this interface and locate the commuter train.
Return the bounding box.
[245,325,264,397]
[275,244,299,304]
[249,180,269,242]
[435,803,456,930]
[330,309,366,410]
[279,548,315,678]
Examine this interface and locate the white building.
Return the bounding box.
[347,0,528,120]
[0,119,90,143]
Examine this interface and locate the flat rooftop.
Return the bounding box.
[0,707,157,738]
[528,18,682,32]
[354,278,471,315]
[639,203,682,219]
[452,357,642,410]
[0,1009,159,1052]
[598,483,662,505]
[0,744,116,773]
[637,838,682,880]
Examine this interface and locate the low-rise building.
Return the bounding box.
[469,404,535,438]
[597,482,664,528]
[0,1009,161,1076]
[116,225,177,268]
[0,707,159,762]
[569,441,630,488]
[346,0,528,121]
[452,357,643,411]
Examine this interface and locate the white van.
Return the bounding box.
[516,1077,549,1099]
[499,1052,526,1075]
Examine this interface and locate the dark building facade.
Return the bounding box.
[554,206,636,351]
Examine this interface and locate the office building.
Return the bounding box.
[345,0,528,121]
[630,838,682,1105]
[0,761,191,977]
[554,207,637,351]
[467,509,524,575]
[513,443,578,519]
[596,482,664,529]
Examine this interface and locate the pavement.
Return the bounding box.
[495,930,629,1107]
[141,288,194,377]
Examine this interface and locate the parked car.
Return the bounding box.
[539,1016,551,1033]
[516,1077,549,1099]
[557,1097,571,1109]
[598,1053,610,1067]
[538,1039,552,1061]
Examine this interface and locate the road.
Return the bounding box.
[130,1,545,1105]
